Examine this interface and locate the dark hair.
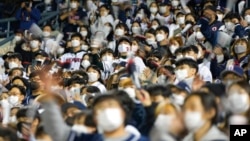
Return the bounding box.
[228,80,250,95]
[150,50,162,60]
[82,53,94,64]
[8,68,24,77]
[175,47,183,55]
[156,25,169,37]
[9,85,26,96]
[185,91,218,124]
[146,84,171,98]
[16,108,40,121]
[9,53,22,61]
[115,23,129,34]
[157,65,175,76]
[71,70,89,85]
[78,25,91,39]
[0,127,18,141]
[43,24,53,31]
[71,32,83,40]
[100,48,114,57]
[144,28,156,36]
[230,12,241,21]
[175,58,198,74]
[105,22,114,42]
[86,86,101,94]
[86,65,103,83]
[12,76,29,88]
[182,45,199,54]
[151,19,161,26]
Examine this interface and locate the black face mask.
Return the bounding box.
[111,83,119,89]
[120,55,127,59]
[147,59,159,70]
[30,81,40,90]
[197,58,204,64]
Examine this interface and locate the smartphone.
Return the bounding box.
[36,60,42,66]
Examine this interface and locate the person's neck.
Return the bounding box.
[163,11,170,17]
[237,53,246,60]
[194,121,211,141]
[73,47,80,52]
[32,48,39,52]
[104,126,127,138]
[88,81,97,85]
[160,39,168,46]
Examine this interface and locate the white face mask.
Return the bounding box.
[150,7,158,14]
[88,72,98,82]
[80,31,88,37]
[9,62,19,69]
[81,45,89,51]
[159,6,167,14]
[228,93,250,114]
[146,38,156,45]
[97,108,123,132]
[45,0,52,4]
[156,34,165,42]
[172,93,185,106]
[175,69,188,81]
[71,39,80,47]
[195,31,204,40]
[177,17,185,25]
[8,96,19,106]
[234,45,247,54]
[72,124,89,134]
[15,36,22,42]
[118,44,130,53]
[216,54,224,63]
[102,55,113,62]
[157,74,166,84]
[225,22,235,31]
[176,55,183,61]
[184,55,195,60]
[217,14,223,21]
[136,13,144,19]
[9,116,17,123]
[245,15,250,24]
[70,2,77,9]
[43,31,50,37]
[69,87,81,96]
[184,111,205,131]
[81,60,90,69]
[151,25,158,30]
[30,40,39,48]
[132,27,141,34]
[171,0,179,7]
[154,114,173,132]
[169,45,178,54]
[115,29,124,36]
[124,87,136,99]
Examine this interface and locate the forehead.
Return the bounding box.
[10,87,21,92]
[94,99,121,110]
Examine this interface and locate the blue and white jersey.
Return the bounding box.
[59,51,86,71]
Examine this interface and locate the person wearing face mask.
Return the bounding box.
[114,23,129,39]
[169,81,190,106]
[144,28,157,50]
[59,33,86,71]
[8,85,26,107]
[155,26,170,56]
[216,7,224,22]
[28,36,44,62]
[7,53,23,71]
[228,13,249,39]
[31,51,50,71]
[198,6,223,46]
[78,25,90,42]
[226,38,249,68]
[60,0,87,39]
[41,91,149,141]
[149,2,160,21]
[226,80,250,115]
[182,45,213,83]
[183,91,228,141]
[168,36,183,58]
[220,65,245,87]
[115,37,131,65]
[150,101,185,141]
[210,46,229,79]
[131,21,142,36]
[90,5,114,35]
[156,2,174,26]
[150,19,160,30]
[81,53,92,70]
[156,65,176,85]
[175,58,198,89]
[86,65,106,93]
[13,30,24,48]
[15,0,41,30]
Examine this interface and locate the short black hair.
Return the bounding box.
[9,53,22,61]
[9,85,26,96]
[71,70,89,85]
[185,91,218,124]
[16,108,40,121]
[0,127,18,141]
[100,48,114,57]
[229,12,241,21]
[71,32,83,40]
[144,28,156,35]
[182,45,199,54]
[8,68,24,77]
[146,84,171,98]
[150,50,162,60]
[86,86,101,94]
[156,25,169,37]
[175,58,198,74]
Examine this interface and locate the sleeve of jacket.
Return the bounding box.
[199,17,218,46]
[41,101,71,141]
[234,24,247,38]
[30,8,41,22]
[15,8,22,20]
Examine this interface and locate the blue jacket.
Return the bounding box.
[233,24,248,38]
[198,17,223,46]
[128,103,146,130]
[210,58,227,79]
[67,131,149,141]
[15,8,41,30]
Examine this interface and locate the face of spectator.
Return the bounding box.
[12,79,25,88]
[99,7,109,17]
[8,87,24,105]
